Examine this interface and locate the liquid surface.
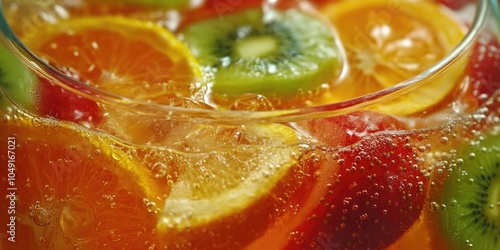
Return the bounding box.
[1,0,499,249]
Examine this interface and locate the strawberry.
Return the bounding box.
[298,110,408,147]
[467,31,500,106]
[286,133,427,249]
[437,0,473,10]
[37,66,102,125]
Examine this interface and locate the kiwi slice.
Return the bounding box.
[439,133,500,250]
[181,8,342,98]
[0,42,36,110]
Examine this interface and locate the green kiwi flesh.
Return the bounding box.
[440,133,500,250]
[181,8,342,98]
[0,42,36,111]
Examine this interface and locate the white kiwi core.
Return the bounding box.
[235,36,279,59]
[485,175,500,222]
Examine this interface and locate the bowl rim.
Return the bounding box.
[0,0,491,123]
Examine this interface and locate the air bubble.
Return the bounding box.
[145,201,158,213]
[451,199,459,206]
[417,134,425,141]
[31,118,42,127]
[431,202,439,211]
[45,195,53,203]
[111,150,124,161]
[231,93,274,111]
[263,171,271,178]
[151,162,168,178]
[31,206,52,226]
[439,137,449,145]
[465,240,473,248]
[469,153,476,160]
[314,171,320,178]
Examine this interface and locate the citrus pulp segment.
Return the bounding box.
[320,0,466,115]
[0,115,162,249]
[22,16,202,103]
[157,124,301,249]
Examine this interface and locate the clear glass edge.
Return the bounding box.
[0,0,491,124]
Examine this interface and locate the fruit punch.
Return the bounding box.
[1,0,500,249]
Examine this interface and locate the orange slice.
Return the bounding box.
[155,124,302,249]
[23,16,202,102]
[386,217,450,250]
[320,0,466,115]
[0,114,163,249]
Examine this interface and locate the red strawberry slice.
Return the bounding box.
[37,65,102,125]
[299,110,408,147]
[437,0,473,10]
[286,133,427,249]
[467,31,500,106]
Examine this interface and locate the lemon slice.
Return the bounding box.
[23,16,202,102]
[156,124,300,249]
[320,0,467,115]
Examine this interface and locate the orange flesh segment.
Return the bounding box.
[0,117,162,249]
[319,0,465,114]
[25,17,201,102]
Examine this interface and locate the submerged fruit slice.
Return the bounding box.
[100,0,191,8]
[24,16,202,103]
[157,124,301,249]
[182,8,342,101]
[286,133,428,249]
[0,116,162,249]
[297,110,408,147]
[466,31,500,107]
[0,42,36,110]
[438,133,500,250]
[37,70,103,125]
[437,0,474,10]
[320,0,466,114]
